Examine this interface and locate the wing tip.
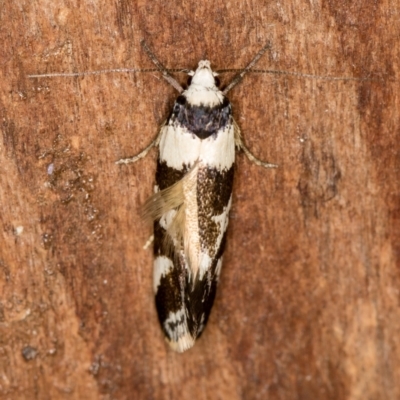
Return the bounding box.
[167,333,196,353]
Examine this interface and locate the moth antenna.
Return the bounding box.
[233,119,278,169]
[27,68,160,79]
[141,40,184,93]
[115,123,165,165]
[217,68,383,82]
[222,41,271,95]
[243,69,382,82]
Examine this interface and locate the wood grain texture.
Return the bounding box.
[1,1,399,399]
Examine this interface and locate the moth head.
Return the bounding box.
[188,60,220,88]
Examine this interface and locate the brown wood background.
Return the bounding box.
[1,1,399,399]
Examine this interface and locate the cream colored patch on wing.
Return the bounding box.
[153,256,174,293]
[198,252,213,281]
[164,309,196,353]
[167,332,195,353]
[200,124,235,170]
[159,124,201,170]
[182,165,200,277]
[215,258,223,281]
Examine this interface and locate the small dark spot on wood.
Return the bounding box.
[22,346,38,361]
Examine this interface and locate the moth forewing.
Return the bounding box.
[117,42,277,353]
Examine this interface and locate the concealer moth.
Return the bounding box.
[116,41,277,353]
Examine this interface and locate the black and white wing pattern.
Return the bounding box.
[116,42,277,353]
[146,61,235,352]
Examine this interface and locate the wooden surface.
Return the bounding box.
[1,1,399,399]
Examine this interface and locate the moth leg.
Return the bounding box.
[143,234,154,250]
[115,125,164,165]
[233,119,278,169]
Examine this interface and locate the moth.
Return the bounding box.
[116,41,277,352]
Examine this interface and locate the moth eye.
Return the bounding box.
[176,95,186,105]
[214,76,221,87]
[187,76,192,86]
